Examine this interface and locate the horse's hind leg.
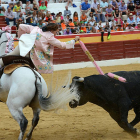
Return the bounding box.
[25,108,41,140]
[130,106,140,127]
[7,104,28,140]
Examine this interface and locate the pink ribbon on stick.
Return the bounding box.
[79,41,126,83]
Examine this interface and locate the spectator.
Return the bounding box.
[16,12,24,23]
[86,22,91,33]
[126,24,134,31]
[33,2,39,13]
[25,0,33,14]
[96,4,105,22]
[105,4,113,21]
[116,0,121,7]
[64,6,71,19]
[69,19,75,29]
[104,27,108,32]
[127,13,135,24]
[123,20,128,30]
[98,21,103,28]
[88,12,94,21]
[64,28,72,35]
[111,26,116,32]
[39,1,47,13]
[80,11,87,23]
[135,22,140,30]
[58,26,63,35]
[91,0,99,13]
[59,12,63,20]
[100,0,108,12]
[16,18,22,30]
[37,11,42,20]
[117,24,123,31]
[97,27,103,33]
[0,5,6,13]
[32,11,38,26]
[39,0,47,7]
[80,22,87,33]
[105,21,110,30]
[119,1,128,16]
[55,13,61,24]
[110,0,118,10]
[136,13,140,23]
[61,20,66,30]
[25,11,33,25]
[5,7,16,26]
[67,0,73,7]
[94,22,98,30]
[111,19,116,27]
[37,19,46,28]
[65,14,70,24]
[134,0,140,11]
[13,2,21,18]
[89,17,95,26]
[114,7,121,24]
[80,0,90,16]
[73,11,79,25]
[44,12,51,22]
[7,3,14,10]
[127,0,134,6]
[90,26,96,33]
[128,1,136,15]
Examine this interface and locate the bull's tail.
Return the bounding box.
[37,72,79,112]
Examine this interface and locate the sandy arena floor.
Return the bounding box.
[0,64,140,140]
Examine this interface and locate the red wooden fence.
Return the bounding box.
[53,40,140,64]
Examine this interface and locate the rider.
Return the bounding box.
[0,23,80,73]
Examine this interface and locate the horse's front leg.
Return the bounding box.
[25,108,41,140]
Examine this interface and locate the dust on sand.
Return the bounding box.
[0,64,140,140]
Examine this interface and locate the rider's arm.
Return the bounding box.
[48,33,75,49]
[18,24,34,38]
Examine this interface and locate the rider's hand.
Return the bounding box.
[75,36,80,42]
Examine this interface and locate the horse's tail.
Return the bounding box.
[37,72,79,112]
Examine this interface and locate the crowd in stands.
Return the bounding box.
[1,0,140,35]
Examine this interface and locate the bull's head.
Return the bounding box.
[69,76,88,108]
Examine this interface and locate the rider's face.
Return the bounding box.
[51,29,59,36]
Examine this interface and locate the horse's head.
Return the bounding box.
[69,76,88,108]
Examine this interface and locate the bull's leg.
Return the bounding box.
[117,99,139,137]
[25,108,41,140]
[109,99,139,137]
[130,107,140,126]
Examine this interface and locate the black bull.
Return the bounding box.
[69,71,140,137]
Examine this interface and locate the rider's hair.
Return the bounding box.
[42,23,58,32]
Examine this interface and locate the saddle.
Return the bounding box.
[0,55,36,78]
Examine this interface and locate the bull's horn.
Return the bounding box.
[75,77,84,82]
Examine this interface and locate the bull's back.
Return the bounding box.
[84,71,140,105]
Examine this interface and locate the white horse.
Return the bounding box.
[0,31,79,140]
